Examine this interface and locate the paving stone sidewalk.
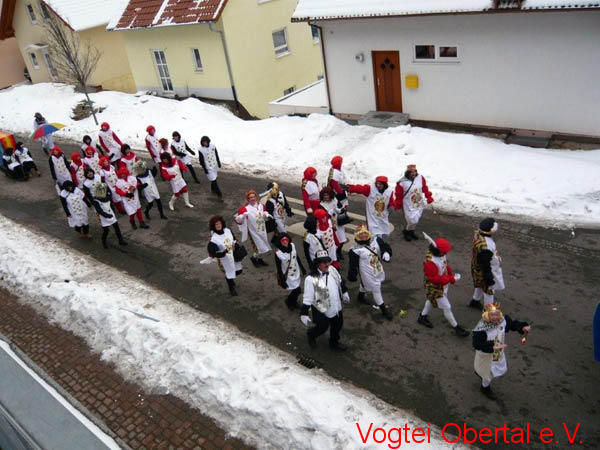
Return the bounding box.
[0,288,251,450]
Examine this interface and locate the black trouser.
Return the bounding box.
[210,180,222,197]
[8,165,25,180]
[144,199,166,218]
[23,161,37,174]
[186,164,200,183]
[286,287,301,308]
[101,223,124,247]
[307,307,343,345]
[74,224,89,234]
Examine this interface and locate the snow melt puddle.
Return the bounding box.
[0,215,465,449]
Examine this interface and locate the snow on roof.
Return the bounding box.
[44,0,130,31]
[108,0,228,31]
[292,0,600,21]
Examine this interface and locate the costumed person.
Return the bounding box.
[82,167,102,201]
[262,182,293,235]
[171,131,200,184]
[470,217,505,310]
[49,146,72,193]
[159,152,193,210]
[198,136,222,197]
[118,144,139,174]
[98,122,123,165]
[346,176,396,240]
[395,164,434,242]
[313,208,340,269]
[206,215,243,296]
[98,156,126,214]
[83,145,102,175]
[418,233,470,337]
[472,302,531,400]
[115,167,149,229]
[59,180,91,238]
[145,125,162,164]
[274,233,306,310]
[81,135,103,156]
[33,112,53,155]
[91,182,127,249]
[133,160,167,220]
[15,142,40,177]
[327,155,351,214]
[1,147,25,180]
[319,186,347,260]
[300,249,350,351]
[303,215,325,272]
[301,166,320,214]
[347,225,393,320]
[69,152,86,188]
[235,189,272,267]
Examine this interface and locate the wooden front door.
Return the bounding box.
[372,51,402,112]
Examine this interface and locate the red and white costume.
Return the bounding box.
[160,159,188,195]
[115,173,141,216]
[49,147,72,191]
[145,126,162,163]
[395,173,434,230]
[69,154,86,187]
[301,166,320,214]
[314,208,339,267]
[98,123,123,164]
[60,187,88,228]
[348,177,396,238]
[99,158,123,204]
[235,202,272,255]
[327,155,349,208]
[319,198,347,244]
[83,146,102,175]
[119,151,139,175]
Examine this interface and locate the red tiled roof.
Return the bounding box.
[112,0,228,30]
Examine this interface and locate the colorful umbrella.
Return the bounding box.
[32,122,65,140]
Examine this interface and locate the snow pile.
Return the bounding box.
[1,83,600,228]
[0,214,464,449]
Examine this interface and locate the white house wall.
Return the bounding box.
[319,11,600,136]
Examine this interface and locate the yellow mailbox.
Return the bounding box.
[405,75,419,89]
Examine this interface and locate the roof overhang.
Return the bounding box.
[0,0,16,39]
[24,43,49,51]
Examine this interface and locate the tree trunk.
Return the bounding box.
[83,88,98,125]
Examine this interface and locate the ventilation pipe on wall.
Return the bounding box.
[309,22,332,115]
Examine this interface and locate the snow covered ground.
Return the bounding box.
[0,214,465,449]
[1,83,600,228]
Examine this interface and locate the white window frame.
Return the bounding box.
[29,52,39,69]
[412,44,460,64]
[25,2,37,24]
[38,1,51,21]
[272,28,290,58]
[151,49,174,92]
[191,48,203,72]
[43,52,57,80]
[310,25,320,44]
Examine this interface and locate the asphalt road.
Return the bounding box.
[1,137,599,449]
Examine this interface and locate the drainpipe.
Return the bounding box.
[309,21,333,115]
[208,22,239,112]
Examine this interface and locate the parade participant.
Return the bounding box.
[83,145,102,175]
[133,160,167,220]
[159,152,193,210]
[470,217,505,310]
[33,112,53,155]
[395,164,434,242]
[81,135,103,155]
[235,189,272,267]
[345,176,396,239]
[98,156,125,214]
[69,153,86,187]
[262,182,293,234]
[198,136,222,197]
[418,233,470,337]
[171,131,200,184]
[327,155,350,212]
[347,225,393,321]
[82,167,102,201]
[301,166,320,214]
[49,146,72,192]
[313,208,340,269]
[145,125,162,164]
[118,144,139,174]
[98,122,123,165]
[115,167,149,229]
[59,180,91,238]
[1,147,25,180]
[300,249,350,350]
[15,142,40,177]
[303,215,325,272]
[472,302,531,400]
[274,233,306,310]
[319,186,347,259]
[206,215,243,296]
[91,182,127,249]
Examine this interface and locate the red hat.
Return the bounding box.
[375,175,388,184]
[99,156,110,167]
[84,146,95,156]
[331,155,343,169]
[146,125,155,133]
[50,146,63,156]
[303,166,317,180]
[313,208,328,220]
[117,168,129,179]
[435,238,452,254]
[101,122,110,130]
[71,152,81,161]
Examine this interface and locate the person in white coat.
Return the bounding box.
[470,217,505,310]
[319,186,347,260]
[83,146,102,175]
[49,146,72,193]
[347,225,393,320]
[346,176,396,240]
[133,160,167,220]
[33,112,53,155]
[115,167,149,230]
[59,180,91,238]
[235,189,272,267]
[274,233,306,310]
[14,142,40,177]
[261,182,293,235]
[145,125,162,164]
[395,164,434,242]
[171,131,200,184]
[300,250,350,351]
[81,135,104,156]
[98,122,123,165]
[198,136,222,197]
[206,215,243,296]
[99,156,126,215]
[91,182,127,249]
[159,152,193,210]
[2,147,25,180]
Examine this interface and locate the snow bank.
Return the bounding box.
[2,83,600,228]
[0,214,464,449]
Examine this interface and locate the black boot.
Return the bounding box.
[139,222,149,229]
[409,230,419,240]
[211,180,223,198]
[468,299,483,310]
[307,332,317,349]
[226,278,238,296]
[257,258,269,267]
[380,304,393,321]
[155,199,168,219]
[329,341,348,351]
[454,324,470,337]
[188,165,201,184]
[480,385,497,400]
[417,314,433,328]
[250,256,260,268]
[144,203,152,220]
[130,220,137,230]
[403,230,412,242]
[114,224,127,246]
[357,292,369,305]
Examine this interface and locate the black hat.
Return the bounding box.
[62,180,75,190]
[303,216,317,233]
[314,249,331,264]
[479,217,497,233]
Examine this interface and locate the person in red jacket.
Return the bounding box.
[159,152,193,210]
[145,125,162,164]
[345,176,395,239]
[98,122,123,165]
[418,233,469,337]
[301,166,320,214]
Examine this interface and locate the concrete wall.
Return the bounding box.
[319,11,600,136]
[0,37,26,88]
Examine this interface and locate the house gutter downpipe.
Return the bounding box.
[208,22,239,112]
[309,21,333,115]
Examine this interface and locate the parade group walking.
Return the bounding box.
[4,112,532,401]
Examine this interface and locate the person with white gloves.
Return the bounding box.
[300,250,350,351]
